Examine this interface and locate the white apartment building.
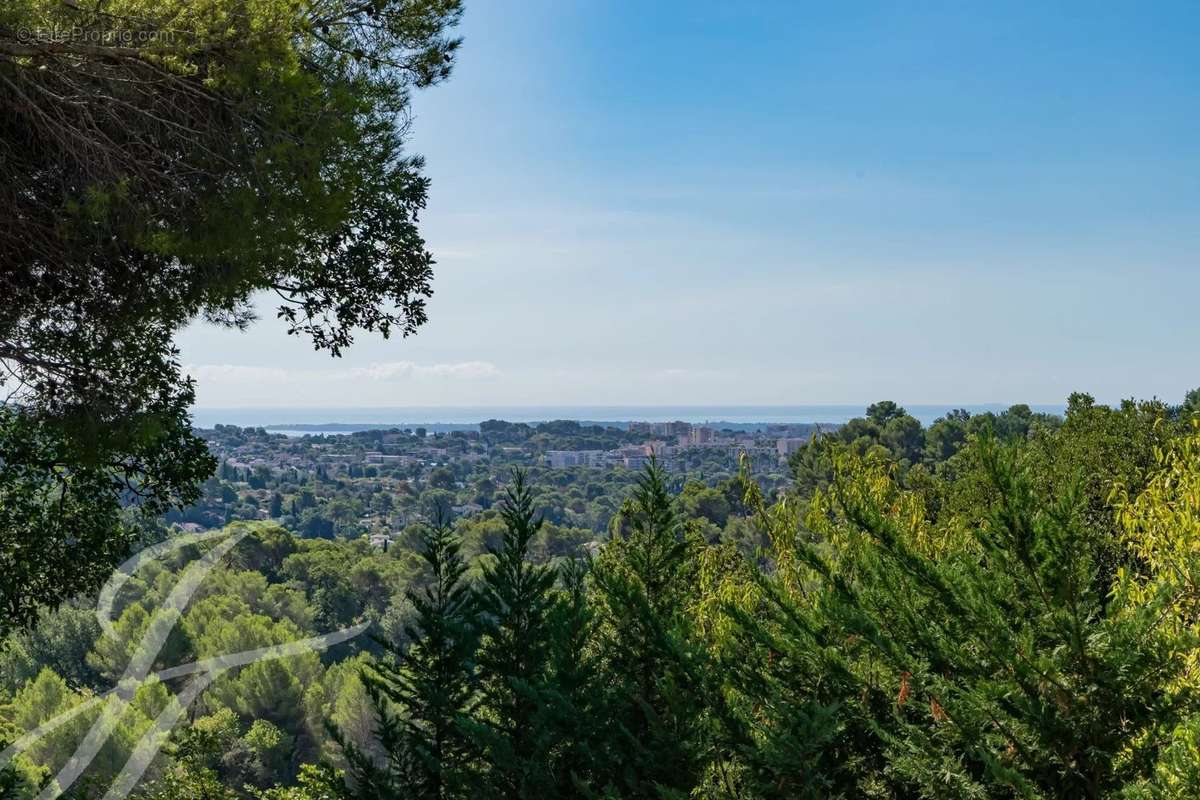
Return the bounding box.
[545,450,607,468]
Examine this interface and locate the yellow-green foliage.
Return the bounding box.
[802,447,966,582]
[1115,423,1200,668]
[1114,423,1200,798]
[0,523,407,795]
[0,668,171,792]
[691,537,762,657]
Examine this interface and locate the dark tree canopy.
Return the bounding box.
[0,0,463,631]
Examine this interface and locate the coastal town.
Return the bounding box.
[173,418,827,544]
[545,420,814,471]
[205,418,820,481]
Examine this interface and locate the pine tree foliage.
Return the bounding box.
[338,520,478,800]
[540,556,610,797]
[0,0,463,633]
[764,436,1187,798]
[467,470,560,798]
[692,477,882,799]
[322,407,1200,799]
[589,461,708,799]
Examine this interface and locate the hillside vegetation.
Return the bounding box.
[5,394,1200,798]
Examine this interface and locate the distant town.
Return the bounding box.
[545,420,816,470]
[172,418,834,546]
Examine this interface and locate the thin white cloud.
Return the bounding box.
[350,361,500,380]
[187,361,500,384]
[418,361,500,378]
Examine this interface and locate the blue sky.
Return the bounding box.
[179,0,1200,408]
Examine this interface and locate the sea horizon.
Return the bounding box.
[191,403,1069,432]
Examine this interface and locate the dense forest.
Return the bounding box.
[5,394,1200,798]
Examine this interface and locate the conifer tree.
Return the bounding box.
[704,466,910,798]
[468,470,560,799]
[541,557,610,797]
[338,520,478,800]
[590,461,706,798]
[784,435,1183,798]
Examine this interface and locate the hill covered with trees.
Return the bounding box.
[5,394,1200,798]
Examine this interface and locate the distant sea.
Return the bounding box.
[191,404,1067,436]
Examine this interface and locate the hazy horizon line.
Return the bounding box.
[192,401,1071,410]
